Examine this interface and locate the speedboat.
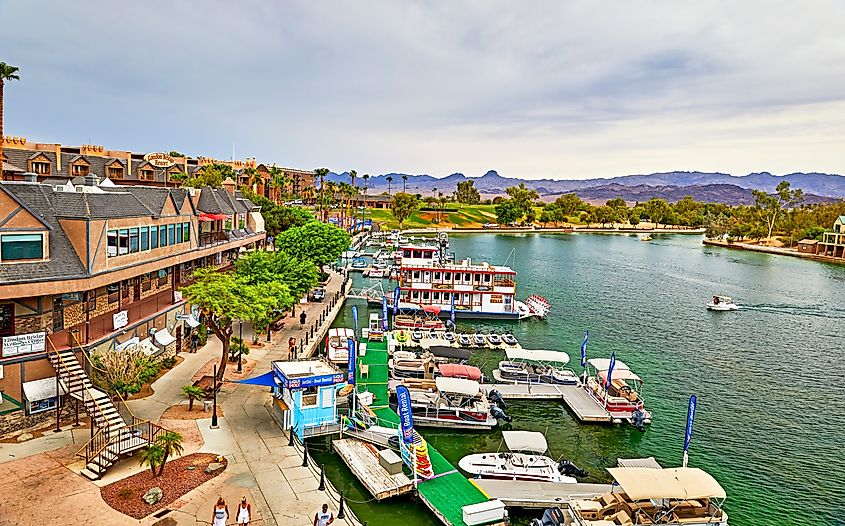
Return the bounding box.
[458,431,582,483]
[411,330,423,342]
[473,334,487,346]
[494,348,578,385]
[640,234,653,242]
[584,358,651,429]
[502,333,518,346]
[443,331,456,343]
[326,328,356,365]
[393,377,509,430]
[487,333,502,346]
[707,295,738,311]
[565,466,728,526]
[367,267,386,278]
[351,257,368,269]
[458,333,472,346]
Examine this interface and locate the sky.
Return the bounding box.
[2,1,845,180]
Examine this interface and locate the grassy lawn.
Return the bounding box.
[368,203,499,229]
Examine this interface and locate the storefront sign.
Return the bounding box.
[173,291,183,303]
[286,373,344,389]
[2,331,46,357]
[143,152,176,168]
[113,310,129,330]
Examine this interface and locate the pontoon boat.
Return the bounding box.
[494,348,578,385]
[393,376,507,429]
[326,328,356,365]
[584,358,651,429]
[459,431,581,483]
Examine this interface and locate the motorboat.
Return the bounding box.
[458,431,582,483]
[394,314,446,330]
[326,328,356,365]
[443,331,456,343]
[564,467,728,525]
[367,267,387,278]
[584,358,652,429]
[367,313,385,342]
[640,234,653,242]
[502,333,518,346]
[389,351,442,379]
[411,330,423,342]
[428,329,438,340]
[351,257,368,269]
[458,333,472,346]
[473,334,487,346]
[493,348,578,385]
[394,377,509,429]
[707,295,738,311]
[487,333,503,346]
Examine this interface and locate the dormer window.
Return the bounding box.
[1,233,45,261]
[107,166,124,179]
[141,168,156,181]
[27,153,52,175]
[71,163,89,176]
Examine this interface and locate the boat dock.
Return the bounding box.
[471,479,611,508]
[489,383,612,423]
[332,438,414,500]
[356,337,506,526]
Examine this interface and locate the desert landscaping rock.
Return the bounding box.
[204,462,224,474]
[142,487,163,505]
[16,432,33,442]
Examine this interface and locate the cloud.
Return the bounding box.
[2,0,845,179]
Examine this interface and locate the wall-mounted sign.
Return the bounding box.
[286,373,344,389]
[143,152,177,169]
[173,291,183,303]
[113,310,129,330]
[2,331,46,357]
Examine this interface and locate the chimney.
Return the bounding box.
[84,173,99,187]
[222,177,236,195]
[22,172,38,183]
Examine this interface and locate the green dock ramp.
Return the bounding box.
[356,338,499,526]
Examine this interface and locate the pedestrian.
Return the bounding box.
[191,332,199,353]
[236,496,252,525]
[313,503,334,526]
[288,337,297,360]
[299,311,307,329]
[212,497,229,526]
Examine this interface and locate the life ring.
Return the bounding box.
[396,331,409,343]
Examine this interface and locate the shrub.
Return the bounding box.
[197,324,208,347]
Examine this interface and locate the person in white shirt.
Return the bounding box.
[314,503,334,526]
[237,496,252,525]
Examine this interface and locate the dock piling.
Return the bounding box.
[318,464,326,491]
[302,442,309,467]
[337,491,346,519]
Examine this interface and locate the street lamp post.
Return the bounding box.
[211,364,219,429]
[237,320,243,373]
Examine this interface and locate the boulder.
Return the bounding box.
[204,462,224,474]
[142,487,163,505]
[16,433,33,442]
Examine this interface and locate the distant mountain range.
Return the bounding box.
[325,170,845,204]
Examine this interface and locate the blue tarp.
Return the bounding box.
[236,371,277,387]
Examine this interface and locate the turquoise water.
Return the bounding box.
[310,233,845,526]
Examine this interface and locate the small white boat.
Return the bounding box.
[458,431,579,483]
[411,330,423,342]
[707,295,738,311]
[473,334,487,346]
[502,333,518,346]
[367,267,386,278]
[444,331,456,343]
[487,333,503,346]
[458,333,472,346]
[327,328,356,365]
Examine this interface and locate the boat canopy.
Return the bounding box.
[329,328,356,340]
[428,345,472,361]
[505,348,570,365]
[422,305,442,315]
[435,376,480,396]
[606,467,727,501]
[502,431,548,454]
[598,369,642,382]
[437,363,482,381]
[587,358,630,372]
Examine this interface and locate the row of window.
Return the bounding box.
[107,223,190,257]
[26,160,182,181]
[407,290,514,305]
[0,233,45,262]
[408,270,495,283]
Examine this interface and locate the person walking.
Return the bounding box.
[313,503,334,526]
[236,496,252,525]
[190,331,199,353]
[299,311,307,329]
[212,497,229,526]
[288,337,297,360]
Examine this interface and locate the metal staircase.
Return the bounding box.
[47,340,164,480]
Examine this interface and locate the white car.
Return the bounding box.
[483,223,497,229]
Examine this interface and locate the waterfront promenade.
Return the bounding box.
[0,272,359,526]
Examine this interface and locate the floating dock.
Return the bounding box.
[332,438,414,500]
[471,479,612,509]
[489,383,612,423]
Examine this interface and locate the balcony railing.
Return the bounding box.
[199,231,230,247]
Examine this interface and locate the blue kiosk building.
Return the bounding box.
[270,359,346,439]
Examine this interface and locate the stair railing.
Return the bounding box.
[46,336,113,432]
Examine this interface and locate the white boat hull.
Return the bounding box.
[707,303,738,311]
[458,453,576,483]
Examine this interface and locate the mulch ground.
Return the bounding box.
[160,403,224,420]
[128,355,185,400]
[101,452,227,519]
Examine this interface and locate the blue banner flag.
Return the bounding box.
[580,331,589,368]
[396,385,415,443]
[450,293,456,325]
[382,295,389,331]
[393,286,401,315]
[347,338,356,385]
[684,394,697,453]
[351,305,359,337]
[605,351,616,390]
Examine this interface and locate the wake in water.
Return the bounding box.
[738,303,845,320]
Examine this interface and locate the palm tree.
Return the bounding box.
[402,174,408,193]
[154,430,185,476]
[269,165,285,204]
[0,63,21,179]
[386,176,394,196]
[302,185,316,206]
[139,444,165,477]
[363,174,371,209]
[324,181,338,221]
[182,385,205,411]
[314,168,329,220]
[349,170,357,225]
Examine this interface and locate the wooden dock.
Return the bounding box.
[471,479,612,508]
[332,438,414,500]
[488,383,612,422]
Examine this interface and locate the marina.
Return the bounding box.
[332,438,414,500]
[471,479,612,509]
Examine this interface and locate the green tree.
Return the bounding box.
[628,208,641,227]
[538,207,554,227]
[606,197,627,210]
[235,250,319,300]
[753,181,804,243]
[454,180,481,205]
[495,200,522,225]
[505,183,540,220]
[315,168,329,220]
[168,150,186,158]
[391,192,420,230]
[268,165,287,204]
[0,62,21,171]
[183,163,233,188]
[139,444,165,477]
[553,193,583,217]
[643,198,672,228]
[402,174,408,193]
[275,220,350,272]
[386,176,394,195]
[181,385,205,411]
[154,431,184,476]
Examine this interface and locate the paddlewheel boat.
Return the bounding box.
[494,348,578,385]
[392,376,508,430]
[459,431,582,483]
[326,328,356,365]
[564,467,728,526]
[584,358,651,429]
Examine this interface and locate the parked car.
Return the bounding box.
[311,288,326,302]
[483,223,498,229]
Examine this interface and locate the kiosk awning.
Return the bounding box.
[237,371,280,387]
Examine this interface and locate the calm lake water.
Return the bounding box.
[309,233,845,526]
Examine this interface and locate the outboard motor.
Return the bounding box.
[533,507,566,526]
[488,389,506,409]
[632,409,646,432]
[558,459,589,479]
[489,405,512,422]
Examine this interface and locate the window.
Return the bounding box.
[464,273,471,282]
[159,226,167,247]
[168,224,175,245]
[183,222,190,242]
[444,272,452,281]
[413,271,420,280]
[0,304,13,336]
[140,227,149,251]
[301,386,318,407]
[1,234,44,261]
[484,274,491,283]
[434,272,441,281]
[107,230,118,257]
[239,218,245,229]
[175,223,182,244]
[225,218,232,230]
[141,169,155,181]
[433,292,441,301]
[474,273,481,282]
[31,161,50,175]
[118,229,129,255]
[52,297,63,332]
[141,273,152,291]
[107,284,119,304]
[403,250,411,258]
[422,291,430,300]
[412,291,420,300]
[150,226,159,249]
[71,164,89,176]
[158,268,169,286]
[87,290,97,312]
[107,166,123,179]
[129,228,139,253]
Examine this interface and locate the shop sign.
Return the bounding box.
[113,310,129,330]
[2,331,46,357]
[143,152,177,168]
[173,291,183,303]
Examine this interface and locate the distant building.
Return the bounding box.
[816,216,845,259]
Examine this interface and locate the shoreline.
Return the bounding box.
[400,226,706,235]
[703,238,845,265]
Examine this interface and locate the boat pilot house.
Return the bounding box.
[270,360,345,439]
